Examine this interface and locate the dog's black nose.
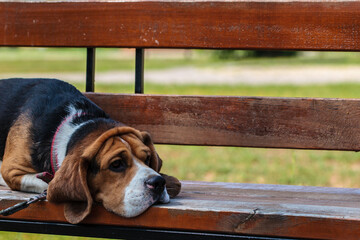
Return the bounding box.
[145,176,165,195]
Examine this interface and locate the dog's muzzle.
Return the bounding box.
[145,175,169,203]
[145,176,165,194]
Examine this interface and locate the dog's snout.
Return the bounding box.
[145,176,165,194]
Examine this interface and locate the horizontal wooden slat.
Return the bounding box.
[85,93,360,151]
[0,182,359,239]
[2,1,360,50]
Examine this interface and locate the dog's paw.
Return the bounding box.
[160,173,181,198]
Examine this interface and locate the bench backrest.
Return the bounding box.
[1,0,360,151]
[2,1,360,50]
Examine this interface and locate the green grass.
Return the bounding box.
[3,48,360,73]
[87,82,360,99]
[0,48,206,73]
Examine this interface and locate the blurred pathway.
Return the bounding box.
[2,65,360,85]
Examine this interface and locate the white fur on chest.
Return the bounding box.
[52,105,88,169]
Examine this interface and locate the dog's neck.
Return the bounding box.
[50,105,89,174]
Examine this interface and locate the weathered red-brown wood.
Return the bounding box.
[85,93,360,151]
[0,182,359,239]
[2,1,360,50]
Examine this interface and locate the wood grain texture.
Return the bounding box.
[2,1,360,50]
[0,182,359,239]
[85,93,360,151]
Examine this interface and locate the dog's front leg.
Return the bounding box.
[1,114,48,193]
[1,155,49,193]
[1,157,48,193]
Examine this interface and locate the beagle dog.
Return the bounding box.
[0,78,181,224]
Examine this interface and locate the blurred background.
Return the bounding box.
[1,47,360,239]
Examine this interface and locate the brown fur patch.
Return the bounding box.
[122,132,162,172]
[122,135,150,162]
[1,113,36,190]
[88,134,139,215]
[47,126,142,223]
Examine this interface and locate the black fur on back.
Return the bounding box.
[0,78,110,173]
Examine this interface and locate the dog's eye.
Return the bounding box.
[144,155,151,166]
[109,160,127,172]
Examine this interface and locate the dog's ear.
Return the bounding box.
[160,173,181,198]
[47,157,93,224]
[141,131,162,172]
[82,126,143,160]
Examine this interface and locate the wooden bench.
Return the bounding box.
[1,1,360,239]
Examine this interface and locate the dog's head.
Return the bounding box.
[47,126,181,224]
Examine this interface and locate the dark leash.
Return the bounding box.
[0,190,47,216]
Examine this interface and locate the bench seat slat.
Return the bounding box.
[2,1,360,50]
[85,93,360,151]
[0,182,359,239]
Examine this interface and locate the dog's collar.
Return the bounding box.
[36,111,89,184]
[50,111,87,174]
